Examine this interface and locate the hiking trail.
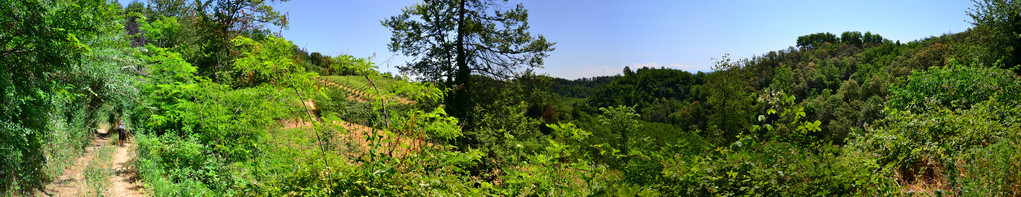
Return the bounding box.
[43,124,143,196]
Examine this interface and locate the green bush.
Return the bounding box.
[850,98,1021,193]
[653,90,898,196]
[889,60,1021,112]
[657,141,898,196]
[132,36,316,196]
[958,136,1021,196]
[316,87,349,118]
[134,133,216,196]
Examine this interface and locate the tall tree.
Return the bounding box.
[968,0,1021,70]
[705,55,752,144]
[841,31,863,46]
[598,106,640,183]
[191,0,289,82]
[382,0,555,119]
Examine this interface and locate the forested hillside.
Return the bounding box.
[2,0,1020,196]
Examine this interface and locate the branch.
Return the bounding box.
[285,70,334,183]
[113,90,156,115]
[361,70,396,158]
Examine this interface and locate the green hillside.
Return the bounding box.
[2,0,1019,196]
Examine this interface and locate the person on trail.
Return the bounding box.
[117,116,127,147]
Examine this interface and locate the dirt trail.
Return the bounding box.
[43,124,143,197]
[43,132,103,196]
[107,141,143,197]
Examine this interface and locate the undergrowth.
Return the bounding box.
[84,145,115,196]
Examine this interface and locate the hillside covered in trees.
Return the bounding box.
[3,0,1021,196]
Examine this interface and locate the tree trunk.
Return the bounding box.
[449,0,471,120]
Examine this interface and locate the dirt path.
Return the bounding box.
[42,124,143,197]
[107,141,143,197]
[43,134,103,196]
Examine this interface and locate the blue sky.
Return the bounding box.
[121,0,976,79]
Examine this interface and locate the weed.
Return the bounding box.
[84,145,115,196]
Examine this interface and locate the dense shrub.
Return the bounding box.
[851,62,1021,194]
[658,141,898,196]
[888,60,1021,112]
[958,136,1021,196]
[850,98,1021,194]
[132,36,314,195]
[315,87,349,118]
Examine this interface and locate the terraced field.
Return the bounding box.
[318,76,413,104]
[273,75,427,159]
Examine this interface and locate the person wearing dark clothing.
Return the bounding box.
[117,117,126,147]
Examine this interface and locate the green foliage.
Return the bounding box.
[841,31,864,46]
[550,76,617,98]
[139,15,182,48]
[958,136,1021,196]
[188,0,290,80]
[132,30,493,195]
[802,80,870,143]
[9,0,1021,195]
[331,54,376,76]
[863,32,887,45]
[232,36,319,87]
[658,141,898,196]
[315,87,349,117]
[0,0,135,194]
[797,32,839,48]
[770,64,796,93]
[597,106,639,165]
[851,62,1021,193]
[889,59,1021,112]
[133,35,316,195]
[705,55,754,144]
[466,101,545,170]
[968,0,1021,70]
[383,0,555,83]
[752,90,821,145]
[383,0,556,123]
[147,0,191,17]
[656,89,897,196]
[135,133,217,196]
[496,123,611,196]
[277,56,488,196]
[586,67,707,121]
[798,31,886,49]
[452,72,561,178]
[850,98,1021,191]
[322,74,410,103]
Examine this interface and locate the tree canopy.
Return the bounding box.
[383,0,555,120]
[383,0,555,83]
[968,0,1021,70]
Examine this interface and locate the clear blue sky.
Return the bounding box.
[121,0,976,79]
